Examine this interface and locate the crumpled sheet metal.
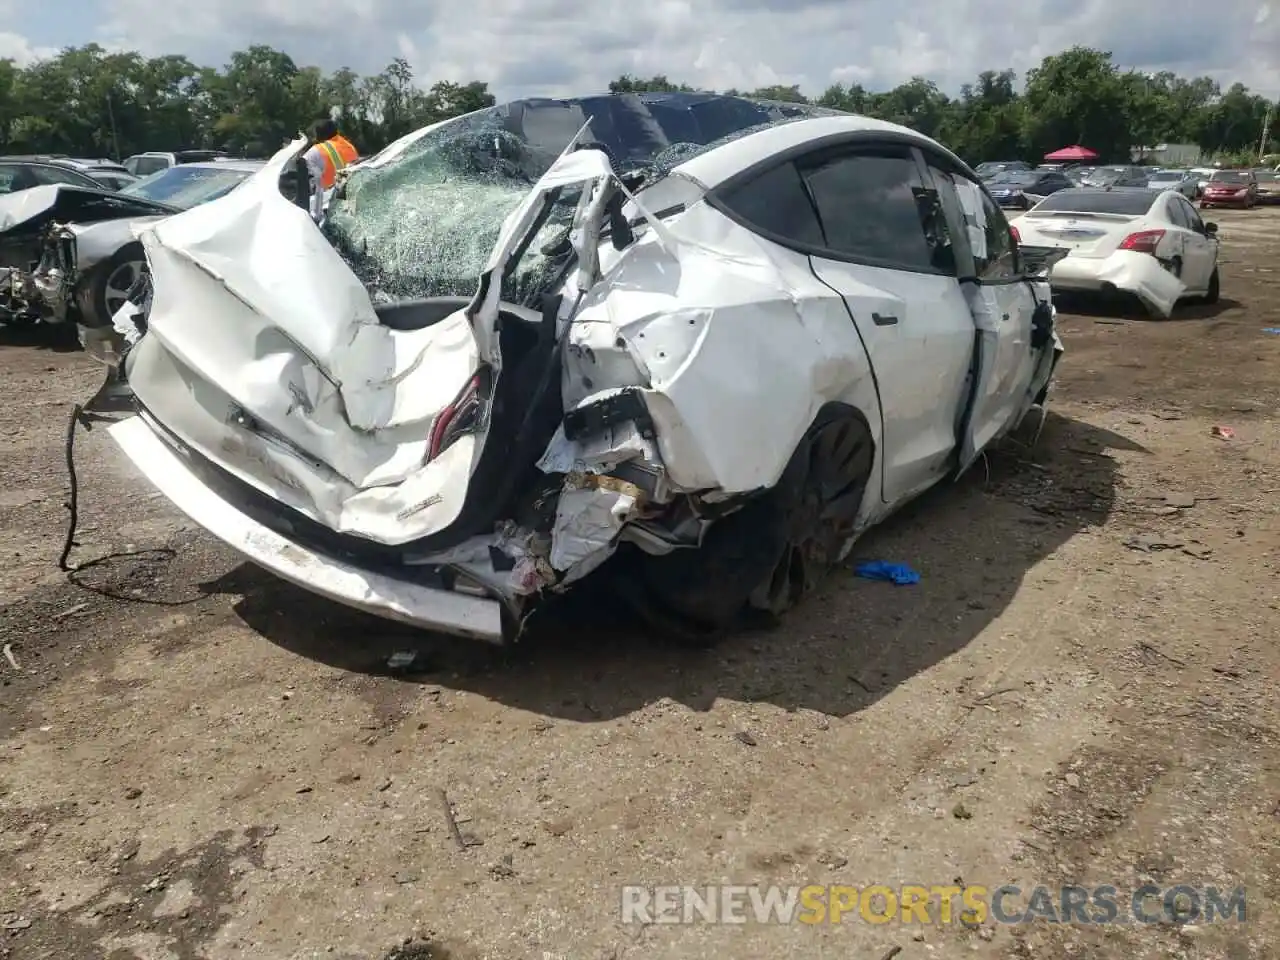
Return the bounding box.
[0,185,62,232]
[1051,250,1184,318]
[548,472,644,584]
[138,137,469,435]
[552,196,874,495]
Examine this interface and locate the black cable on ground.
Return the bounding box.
[56,395,195,605]
[57,402,86,572]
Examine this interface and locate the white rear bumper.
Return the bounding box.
[1049,250,1184,318]
[108,415,507,643]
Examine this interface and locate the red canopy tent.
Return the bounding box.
[1044,145,1099,162]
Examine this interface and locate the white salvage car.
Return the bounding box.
[1009,186,1221,317]
[100,93,1064,645]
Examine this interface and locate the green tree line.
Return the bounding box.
[0,43,1273,164]
[622,46,1274,165]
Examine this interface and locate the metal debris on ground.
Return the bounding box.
[387,651,420,672]
[1211,425,1235,440]
[2,643,18,671]
[1123,534,1185,552]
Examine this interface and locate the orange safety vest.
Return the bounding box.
[315,134,359,190]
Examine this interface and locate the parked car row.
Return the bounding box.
[976,157,1277,210]
[0,161,291,329]
[0,155,139,195]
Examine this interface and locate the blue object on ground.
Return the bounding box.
[854,561,921,585]
[1262,328,1280,334]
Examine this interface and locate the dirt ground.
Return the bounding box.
[1,207,1278,960]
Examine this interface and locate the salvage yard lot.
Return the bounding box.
[1,208,1278,960]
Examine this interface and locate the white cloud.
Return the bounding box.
[0,30,59,66]
[94,0,1279,101]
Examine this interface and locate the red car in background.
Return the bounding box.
[1200,169,1258,209]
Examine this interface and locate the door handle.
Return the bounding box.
[1001,313,1010,322]
[872,312,898,326]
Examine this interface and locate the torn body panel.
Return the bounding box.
[1049,250,1185,317]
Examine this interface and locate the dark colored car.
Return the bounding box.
[70,161,139,192]
[974,160,1032,180]
[1201,170,1258,209]
[1251,169,1279,204]
[986,170,1074,209]
[0,156,114,195]
[1079,166,1151,188]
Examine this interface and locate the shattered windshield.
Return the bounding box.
[323,93,841,307]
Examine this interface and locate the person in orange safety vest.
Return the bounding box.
[301,117,358,222]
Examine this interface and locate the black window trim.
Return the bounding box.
[706,132,964,278]
[918,154,1025,285]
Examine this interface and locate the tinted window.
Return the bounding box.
[0,163,27,192]
[992,172,1038,186]
[977,189,1018,280]
[718,161,824,247]
[799,152,951,272]
[1209,171,1249,183]
[1165,198,1189,228]
[1029,189,1158,216]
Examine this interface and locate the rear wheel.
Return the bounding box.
[622,408,874,645]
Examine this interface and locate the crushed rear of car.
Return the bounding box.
[105,95,872,644]
[93,93,1064,647]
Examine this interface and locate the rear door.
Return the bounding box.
[798,145,975,503]
[937,170,1043,470]
[1171,196,1218,290]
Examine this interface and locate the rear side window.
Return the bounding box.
[717,162,824,248]
[30,165,95,187]
[1165,199,1190,229]
[799,151,952,273]
[1177,197,1205,232]
[945,174,1019,281]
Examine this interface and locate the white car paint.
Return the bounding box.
[1009,188,1219,318]
[107,110,1062,643]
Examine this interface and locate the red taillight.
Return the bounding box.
[427,374,482,462]
[1010,225,1021,242]
[1118,229,1165,255]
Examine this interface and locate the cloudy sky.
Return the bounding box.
[4,0,1277,101]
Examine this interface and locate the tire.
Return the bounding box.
[621,407,874,645]
[90,243,147,327]
[1203,267,1220,305]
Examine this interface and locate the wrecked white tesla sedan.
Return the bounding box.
[101,93,1064,645]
